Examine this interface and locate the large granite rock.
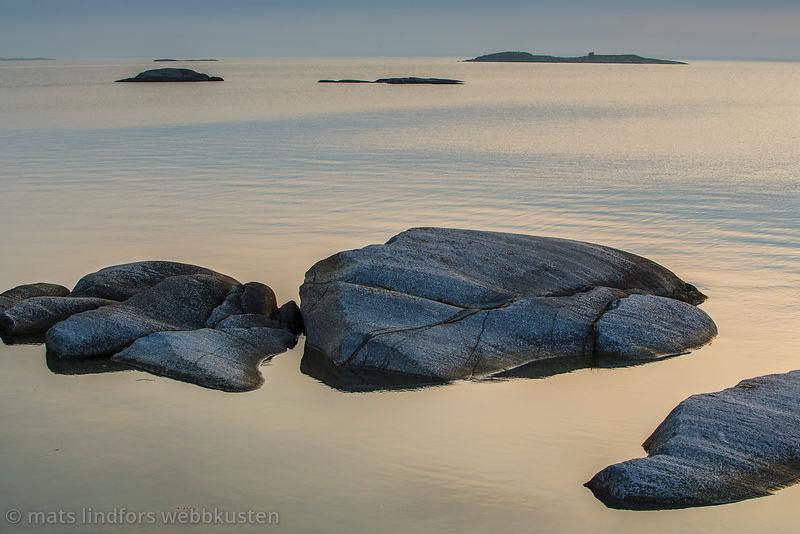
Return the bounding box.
[299,228,716,382]
[46,274,236,358]
[0,283,70,313]
[112,327,296,392]
[70,260,237,301]
[0,296,117,338]
[586,370,800,509]
[115,68,223,82]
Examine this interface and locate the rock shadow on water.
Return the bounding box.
[45,351,132,376]
[300,346,447,392]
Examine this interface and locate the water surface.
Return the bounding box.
[1,58,799,532]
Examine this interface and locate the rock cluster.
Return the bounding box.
[1,261,301,391]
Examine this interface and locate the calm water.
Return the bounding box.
[1,58,799,533]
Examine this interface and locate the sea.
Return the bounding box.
[0,57,799,533]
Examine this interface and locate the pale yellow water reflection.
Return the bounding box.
[0,58,798,532]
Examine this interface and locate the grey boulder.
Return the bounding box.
[586,370,800,509]
[300,227,716,382]
[46,274,236,358]
[0,283,70,313]
[205,282,278,327]
[112,327,296,392]
[0,296,117,338]
[115,68,223,82]
[70,260,238,301]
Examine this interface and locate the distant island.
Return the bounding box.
[319,77,463,85]
[466,51,687,65]
[0,57,54,61]
[115,68,223,82]
[154,58,218,62]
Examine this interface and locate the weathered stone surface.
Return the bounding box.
[276,300,304,335]
[215,314,281,329]
[205,282,277,327]
[586,370,800,509]
[594,294,718,361]
[70,260,238,301]
[300,227,715,382]
[46,274,235,359]
[112,327,296,392]
[0,283,70,313]
[465,51,687,64]
[115,68,223,82]
[0,296,117,337]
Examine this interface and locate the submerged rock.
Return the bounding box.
[0,296,117,338]
[586,370,800,509]
[299,227,715,382]
[70,260,237,301]
[46,274,236,358]
[115,68,223,82]
[112,327,296,392]
[0,283,70,313]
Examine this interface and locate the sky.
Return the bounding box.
[1,0,799,60]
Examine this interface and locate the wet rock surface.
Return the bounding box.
[113,327,296,392]
[300,227,716,382]
[586,370,800,509]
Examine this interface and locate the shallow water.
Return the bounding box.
[1,58,799,532]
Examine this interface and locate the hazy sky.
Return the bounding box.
[1,0,799,60]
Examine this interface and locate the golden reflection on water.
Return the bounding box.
[0,58,799,533]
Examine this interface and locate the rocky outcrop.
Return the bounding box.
[319,77,463,85]
[586,370,800,509]
[0,296,117,338]
[300,228,716,384]
[112,327,296,392]
[115,68,223,82]
[465,51,687,64]
[0,283,69,313]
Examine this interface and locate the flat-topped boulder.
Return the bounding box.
[586,370,800,509]
[113,327,296,392]
[115,68,223,82]
[300,228,715,383]
[0,283,69,314]
[466,51,687,64]
[319,77,463,85]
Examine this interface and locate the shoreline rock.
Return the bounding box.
[0,283,70,314]
[586,370,800,509]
